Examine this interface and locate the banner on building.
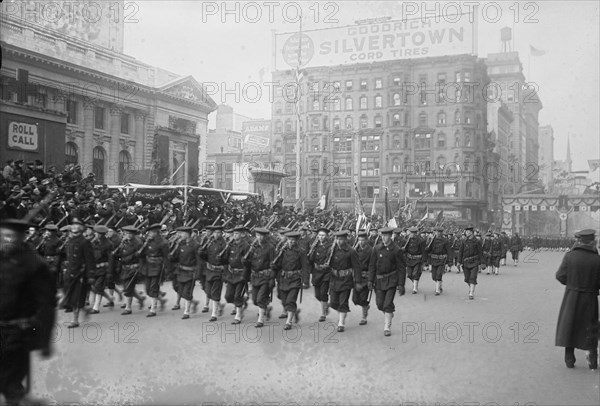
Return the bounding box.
[242,120,271,151]
[274,13,476,69]
[8,122,38,151]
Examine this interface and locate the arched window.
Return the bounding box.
[454,130,461,147]
[312,138,320,151]
[392,158,401,172]
[393,93,401,106]
[92,146,106,184]
[360,115,368,129]
[393,113,401,127]
[275,120,282,133]
[454,110,461,124]
[118,150,132,184]
[333,98,341,111]
[437,111,446,125]
[374,115,383,128]
[65,142,78,165]
[345,116,353,129]
[437,132,446,148]
[392,181,400,197]
[393,134,401,149]
[360,96,368,110]
[284,119,292,132]
[311,182,319,199]
[333,117,341,130]
[311,117,320,130]
[345,97,353,110]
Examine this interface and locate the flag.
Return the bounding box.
[295,196,305,210]
[355,213,367,235]
[383,187,397,227]
[588,159,600,172]
[530,45,546,56]
[318,185,330,210]
[436,209,444,224]
[420,205,429,222]
[354,183,365,216]
[370,194,377,217]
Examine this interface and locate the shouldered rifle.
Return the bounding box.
[326,240,337,267]
[169,236,183,257]
[307,237,319,258]
[111,240,125,256]
[35,235,48,251]
[402,234,412,250]
[113,215,125,229]
[101,212,117,226]
[243,240,259,262]
[272,240,289,266]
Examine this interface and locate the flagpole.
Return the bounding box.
[295,15,302,201]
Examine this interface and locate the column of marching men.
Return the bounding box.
[36,218,530,336]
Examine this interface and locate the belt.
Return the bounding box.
[230,267,245,273]
[179,265,196,271]
[332,268,353,277]
[96,262,109,268]
[376,271,396,280]
[207,263,225,271]
[146,257,163,264]
[463,255,478,263]
[314,264,330,271]
[430,254,447,259]
[253,269,271,276]
[122,264,139,270]
[407,254,422,260]
[281,270,302,278]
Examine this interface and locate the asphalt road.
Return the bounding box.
[29,250,600,405]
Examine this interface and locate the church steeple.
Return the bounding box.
[566,134,572,172]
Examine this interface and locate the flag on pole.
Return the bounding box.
[420,205,429,222]
[354,183,365,216]
[436,209,444,224]
[370,194,377,217]
[383,187,397,227]
[295,196,305,210]
[588,159,600,172]
[530,45,546,56]
[318,184,330,210]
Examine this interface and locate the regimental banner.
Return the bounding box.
[274,14,476,69]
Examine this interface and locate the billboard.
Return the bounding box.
[274,14,476,69]
[242,120,271,152]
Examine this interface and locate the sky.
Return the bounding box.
[123,1,599,171]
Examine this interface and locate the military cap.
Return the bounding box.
[45,224,58,232]
[233,226,248,233]
[35,159,43,165]
[15,159,24,164]
[278,227,291,234]
[0,218,32,231]
[408,226,419,232]
[393,228,402,234]
[464,224,474,231]
[317,227,330,234]
[122,225,139,233]
[575,229,596,238]
[11,185,21,192]
[71,218,84,226]
[27,161,35,166]
[254,227,270,235]
[357,231,368,238]
[285,231,301,238]
[204,225,215,231]
[334,230,349,237]
[358,229,366,233]
[60,225,71,232]
[379,227,394,234]
[501,231,507,234]
[176,226,193,233]
[147,223,161,231]
[94,225,109,234]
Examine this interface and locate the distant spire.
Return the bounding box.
[566,134,572,172]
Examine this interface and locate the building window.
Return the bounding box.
[312,99,320,111]
[393,134,401,149]
[334,158,352,177]
[345,80,353,91]
[437,133,446,148]
[393,76,401,86]
[333,182,352,198]
[455,72,461,82]
[333,136,352,152]
[333,81,341,91]
[361,135,380,151]
[275,101,283,114]
[392,158,401,173]
[94,106,105,130]
[345,97,353,110]
[437,112,446,125]
[310,182,319,198]
[465,113,472,125]
[415,133,432,149]
[121,112,130,134]
[333,117,341,130]
[359,96,367,110]
[333,98,341,111]
[361,157,380,177]
[465,134,471,147]
[404,133,409,149]
[454,110,461,124]
[345,116,353,130]
[404,111,410,127]
[374,115,383,128]
[375,78,383,89]
[285,143,296,153]
[312,138,320,151]
[275,140,283,154]
[419,112,428,127]
[285,102,293,114]
[275,120,282,133]
[65,142,78,165]
[454,131,461,147]
[285,119,292,132]
[360,115,368,129]
[361,183,379,198]
[464,71,472,82]
[312,117,320,131]
[393,93,401,106]
[360,79,368,90]
[66,100,77,124]
[92,146,105,183]
[375,95,383,108]
[323,117,328,131]
[118,150,131,184]
[393,113,401,127]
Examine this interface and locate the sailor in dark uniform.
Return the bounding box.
[328,230,360,332]
[458,225,485,299]
[352,231,373,325]
[308,227,332,322]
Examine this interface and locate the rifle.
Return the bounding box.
[326,239,337,267]
[307,237,320,258]
[191,218,202,229]
[271,240,289,265]
[111,240,125,256]
[35,236,48,251]
[113,215,125,229]
[169,236,183,257]
[101,212,117,227]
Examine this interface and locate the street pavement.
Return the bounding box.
[29,250,599,405]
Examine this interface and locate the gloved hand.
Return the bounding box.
[367,281,373,291]
[398,285,405,296]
